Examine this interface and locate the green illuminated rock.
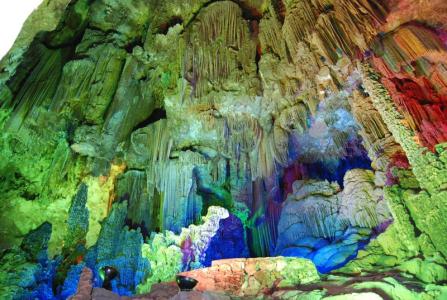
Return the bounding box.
[1,0,447,299]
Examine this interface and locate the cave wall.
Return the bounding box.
[0,0,447,298]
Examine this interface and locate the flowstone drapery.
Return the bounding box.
[1,0,447,299]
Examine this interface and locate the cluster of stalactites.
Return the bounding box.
[142,120,173,164]
[222,113,293,179]
[371,24,447,150]
[372,24,447,75]
[350,90,404,171]
[146,150,210,232]
[278,0,384,64]
[184,1,255,98]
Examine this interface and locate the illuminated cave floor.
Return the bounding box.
[87,273,433,300]
[72,258,446,300]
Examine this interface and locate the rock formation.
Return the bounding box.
[1,0,447,299]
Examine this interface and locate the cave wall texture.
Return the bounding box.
[0,0,447,299]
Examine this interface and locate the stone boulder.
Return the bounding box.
[180,257,319,297]
[275,174,391,273]
[275,180,343,252]
[340,169,391,228]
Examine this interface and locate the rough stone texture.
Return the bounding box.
[137,282,179,300]
[91,288,123,300]
[180,257,319,297]
[137,207,233,294]
[69,268,93,300]
[1,0,447,299]
[71,270,447,300]
[340,169,390,228]
[275,173,391,273]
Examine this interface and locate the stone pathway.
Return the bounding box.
[69,258,446,300]
[179,257,319,297]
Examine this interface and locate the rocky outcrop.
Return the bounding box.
[275,171,391,273]
[340,169,390,228]
[180,257,319,297]
[69,268,93,300]
[137,206,249,293]
[1,0,447,298]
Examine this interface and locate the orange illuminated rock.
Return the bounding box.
[179,257,319,297]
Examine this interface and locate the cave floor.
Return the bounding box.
[86,271,440,300]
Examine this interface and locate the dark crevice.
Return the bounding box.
[178,145,197,153]
[255,43,262,75]
[399,201,422,237]
[85,25,121,38]
[169,145,219,160]
[124,38,145,54]
[21,191,39,201]
[322,3,335,14]
[407,210,422,237]
[41,0,91,49]
[4,45,74,128]
[125,219,150,239]
[6,38,77,101]
[65,120,78,145]
[5,38,49,98]
[249,20,259,37]
[84,24,145,54]
[169,145,201,159]
[357,83,370,97]
[132,108,167,131]
[237,0,263,21]
[271,0,286,24]
[284,43,293,64]
[158,16,184,34]
[126,167,146,172]
[367,0,390,23]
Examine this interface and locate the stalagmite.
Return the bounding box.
[1,0,447,298]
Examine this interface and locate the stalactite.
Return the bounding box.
[282,1,317,57]
[313,13,356,63]
[333,0,383,47]
[225,114,262,155]
[373,24,447,74]
[195,2,246,48]
[259,14,285,57]
[129,119,173,166]
[116,170,152,233]
[282,0,381,64]
[49,59,95,116]
[249,221,273,257]
[350,90,404,171]
[146,151,209,233]
[359,62,447,194]
[301,205,349,240]
[276,103,309,133]
[43,138,72,195]
[5,47,67,131]
[185,1,254,98]
[371,24,447,150]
